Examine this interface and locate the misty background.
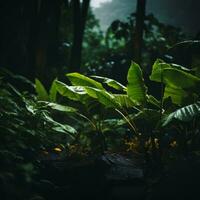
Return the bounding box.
[93,0,200,34]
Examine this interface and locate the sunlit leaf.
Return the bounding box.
[66,73,104,90]
[162,101,200,126]
[91,75,126,91]
[162,68,200,89]
[40,102,77,113]
[55,80,87,101]
[150,59,200,88]
[84,87,119,108]
[127,62,147,105]
[164,85,188,105]
[150,59,171,82]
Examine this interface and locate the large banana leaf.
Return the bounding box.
[150,59,200,105]
[55,80,88,101]
[39,102,77,113]
[162,101,200,126]
[84,87,119,108]
[150,59,200,88]
[162,68,200,105]
[164,85,188,105]
[162,68,200,89]
[66,73,104,90]
[91,75,126,91]
[150,59,193,83]
[150,59,171,82]
[127,62,147,105]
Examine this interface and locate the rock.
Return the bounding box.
[148,159,200,200]
[98,153,144,182]
[29,195,46,200]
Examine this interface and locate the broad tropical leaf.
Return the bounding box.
[40,102,77,113]
[150,59,170,82]
[55,80,87,101]
[127,62,147,105]
[162,101,200,126]
[66,73,104,90]
[84,87,119,108]
[162,68,200,89]
[91,75,126,91]
[164,85,188,105]
[150,59,200,88]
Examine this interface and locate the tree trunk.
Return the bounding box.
[133,0,146,65]
[27,0,62,82]
[69,0,90,72]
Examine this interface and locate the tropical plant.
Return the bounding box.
[52,57,200,163]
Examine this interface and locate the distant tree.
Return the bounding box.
[94,0,200,35]
[82,9,104,71]
[69,0,90,72]
[0,0,63,83]
[133,0,147,64]
[94,0,136,31]
[28,0,62,81]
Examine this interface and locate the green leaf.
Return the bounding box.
[91,75,126,91]
[150,59,200,89]
[49,78,58,102]
[66,73,104,90]
[35,79,49,101]
[164,85,188,105]
[127,62,147,105]
[162,68,200,89]
[55,81,87,101]
[52,124,77,135]
[170,63,192,72]
[43,113,77,136]
[147,95,161,108]
[84,87,119,108]
[150,59,171,82]
[162,101,200,126]
[40,102,77,113]
[101,118,127,130]
[150,60,200,105]
[114,94,136,108]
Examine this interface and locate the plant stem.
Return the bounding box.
[115,108,137,135]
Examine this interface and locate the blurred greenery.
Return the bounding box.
[0,1,200,200]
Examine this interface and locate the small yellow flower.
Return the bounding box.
[54,147,62,152]
[170,140,177,148]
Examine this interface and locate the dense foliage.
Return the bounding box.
[0,1,200,199]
